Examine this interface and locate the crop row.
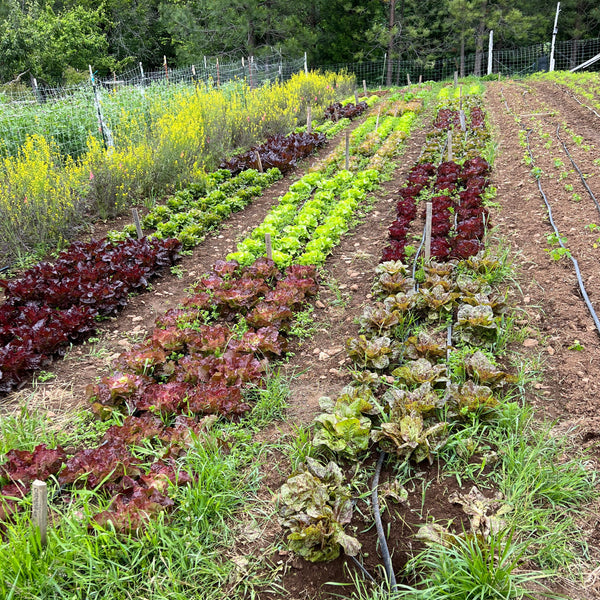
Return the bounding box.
[0,87,435,534]
[0,238,181,394]
[227,94,424,269]
[276,85,512,565]
[382,93,493,263]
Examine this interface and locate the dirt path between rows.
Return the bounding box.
[485,80,600,599]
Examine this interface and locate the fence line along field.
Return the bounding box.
[0,70,354,266]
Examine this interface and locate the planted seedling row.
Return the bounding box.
[0,90,429,534]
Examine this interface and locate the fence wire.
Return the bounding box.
[0,38,599,161]
[322,36,600,86]
[0,53,305,160]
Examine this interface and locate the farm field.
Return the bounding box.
[0,74,599,600]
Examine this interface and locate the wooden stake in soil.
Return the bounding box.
[354,90,359,105]
[306,106,312,134]
[459,109,466,131]
[265,233,272,260]
[254,151,263,173]
[447,130,453,162]
[453,71,458,87]
[375,106,381,132]
[424,202,433,262]
[406,73,411,86]
[32,480,48,547]
[345,130,350,170]
[363,80,367,95]
[419,74,422,84]
[131,208,143,239]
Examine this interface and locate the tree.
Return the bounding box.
[0,1,114,83]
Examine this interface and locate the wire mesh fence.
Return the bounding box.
[0,38,599,161]
[0,53,305,160]
[320,36,600,87]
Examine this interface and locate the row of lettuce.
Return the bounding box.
[0,98,373,396]
[275,83,523,564]
[0,87,432,533]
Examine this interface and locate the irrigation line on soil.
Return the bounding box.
[555,124,600,218]
[348,555,376,583]
[554,82,600,120]
[372,451,397,591]
[525,130,600,337]
[501,87,600,338]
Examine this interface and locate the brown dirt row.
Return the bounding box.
[486,81,600,433]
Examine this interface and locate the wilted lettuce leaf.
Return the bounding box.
[448,486,510,537]
[278,458,360,562]
[371,412,447,464]
[346,335,397,370]
[392,359,447,388]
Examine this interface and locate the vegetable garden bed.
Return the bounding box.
[1,75,600,600]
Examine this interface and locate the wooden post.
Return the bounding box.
[204,56,207,70]
[459,109,466,131]
[191,65,197,90]
[375,106,381,133]
[216,58,220,87]
[345,130,350,170]
[447,130,453,161]
[139,62,145,85]
[265,234,273,260]
[131,209,143,239]
[453,71,458,87]
[459,85,463,111]
[419,74,422,84]
[307,105,312,133]
[254,151,263,173]
[363,79,367,95]
[406,72,411,86]
[424,202,433,262]
[354,90,359,105]
[32,480,48,547]
[163,55,169,82]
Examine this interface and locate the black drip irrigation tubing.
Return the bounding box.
[348,555,376,584]
[555,124,600,218]
[524,129,600,338]
[372,451,397,591]
[554,82,600,120]
[501,86,600,337]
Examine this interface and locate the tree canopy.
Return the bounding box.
[0,0,598,84]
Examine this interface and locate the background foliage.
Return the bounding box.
[0,0,599,84]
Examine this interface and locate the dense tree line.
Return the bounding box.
[0,0,599,85]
